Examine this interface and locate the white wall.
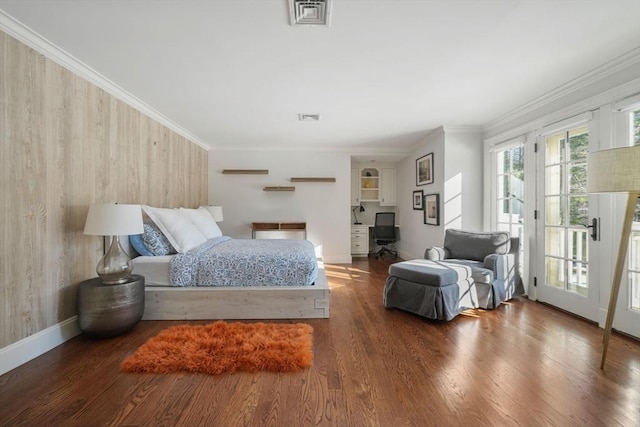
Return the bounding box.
[396,129,446,260]
[395,127,484,260]
[209,150,352,263]
[443,129,484,231]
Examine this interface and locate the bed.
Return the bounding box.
[124,205,330,320]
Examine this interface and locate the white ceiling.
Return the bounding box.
[1,0,639,158]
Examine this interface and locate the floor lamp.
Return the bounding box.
[586,145,640,369]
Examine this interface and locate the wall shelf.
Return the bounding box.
[222,169,269,175]
[263,186,295,191]
[290,177,336,182]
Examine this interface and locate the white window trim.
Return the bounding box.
[539,111,593,137]
[613,93,640,112]
[489,136,526,153]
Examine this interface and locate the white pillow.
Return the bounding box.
[141,206,207,253]
[180,207,223,239]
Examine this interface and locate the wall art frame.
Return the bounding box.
[416,153,434,186]
[424,193,440,226]
[412,190,424,210]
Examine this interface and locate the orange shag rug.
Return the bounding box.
[120,321,313,375]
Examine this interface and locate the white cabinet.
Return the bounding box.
[380,167,396,206]
[359,167,380,202]
[351,225,369,256]
[350,168,359,206]
[351,165,396,206]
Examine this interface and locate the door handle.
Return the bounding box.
[584,217,599,241]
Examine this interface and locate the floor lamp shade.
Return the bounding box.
[587,145,640,193]
[84,204,144,284]
[586,145,640,369]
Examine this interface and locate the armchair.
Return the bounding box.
[425,229,524,309]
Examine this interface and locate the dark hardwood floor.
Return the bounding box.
[1,257,639,427]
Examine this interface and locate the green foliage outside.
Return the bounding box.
[568,132,588,226]
[634,110,640,146]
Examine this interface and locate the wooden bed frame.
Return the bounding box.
[142,262,329,320]
[120,236,329,320]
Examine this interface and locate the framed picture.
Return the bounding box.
[424,193,440,226]
[412,190,424,210]
[416,153,434,186]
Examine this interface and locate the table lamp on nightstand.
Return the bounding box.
[206,205,224,222]
[83,203,144,284]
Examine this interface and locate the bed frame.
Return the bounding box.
[119,236,329,320]
[142,262,329,320]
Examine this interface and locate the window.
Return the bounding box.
[495,144,524,275]
[633,109,640,146]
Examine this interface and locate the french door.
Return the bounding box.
[536,123,601,321]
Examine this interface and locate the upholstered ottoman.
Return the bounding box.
[383,259,475,321]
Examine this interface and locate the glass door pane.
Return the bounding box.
[543,126,590,296]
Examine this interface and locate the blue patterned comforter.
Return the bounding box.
[169,237,318,287]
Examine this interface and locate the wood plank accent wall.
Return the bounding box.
[0,31,208,348]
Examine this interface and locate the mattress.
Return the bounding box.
[132,237,318,288]
[132,255,173,287]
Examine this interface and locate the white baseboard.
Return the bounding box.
[0,316,81,376]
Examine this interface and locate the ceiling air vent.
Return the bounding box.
[288,0,332,26]
[298,114,321,121]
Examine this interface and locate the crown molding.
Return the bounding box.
[485,47,640,134]
[0,11,210,151]
[484,77,640,146]
[440,125,483,134]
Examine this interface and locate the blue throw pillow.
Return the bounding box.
[129,234,154,257]
[141,223,177,256]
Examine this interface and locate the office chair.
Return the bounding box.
[372,212,398,259]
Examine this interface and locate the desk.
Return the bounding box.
[351,224,399,256]
[252,222,307,239]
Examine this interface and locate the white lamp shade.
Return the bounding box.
[206,205,224,222]
[587,145,640,193]
[84,204,144,236]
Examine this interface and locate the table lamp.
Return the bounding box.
[352,204,365,224]
[206,205,224,222]
[83,203,144,285]
[586,145,640,369]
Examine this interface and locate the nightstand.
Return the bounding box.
[77,274,145,338]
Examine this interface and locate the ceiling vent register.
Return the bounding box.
[298,114,321,121]
[288,0,332,26]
